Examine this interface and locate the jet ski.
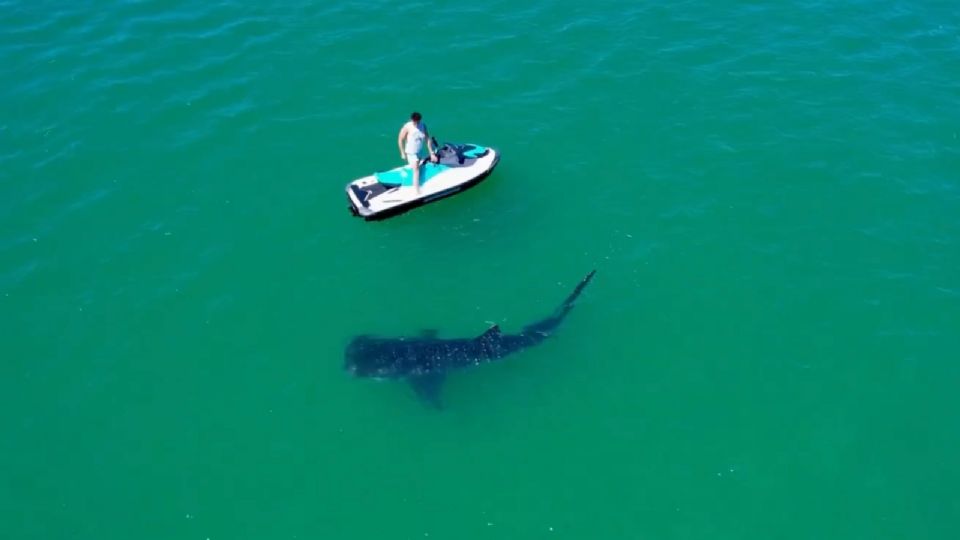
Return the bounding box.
[346,139,500,220]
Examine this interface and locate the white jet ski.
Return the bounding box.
[346,140,500,220]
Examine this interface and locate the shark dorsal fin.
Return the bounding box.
[478,324,501,340]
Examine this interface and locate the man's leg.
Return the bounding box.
[407,154,421,193]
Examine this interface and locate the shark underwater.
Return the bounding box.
[344,270,596,408]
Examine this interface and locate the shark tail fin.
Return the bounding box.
[519,270,597,338]
[557,270,596,315]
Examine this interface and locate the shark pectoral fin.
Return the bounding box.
[408,373,445,409]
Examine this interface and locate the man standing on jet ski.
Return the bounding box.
[397,111,437,193]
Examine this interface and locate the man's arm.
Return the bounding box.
[397,125,407,158]
[424,125,436,158]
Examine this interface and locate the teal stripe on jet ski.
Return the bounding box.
[463,145,488,158]
[374,162,450,186]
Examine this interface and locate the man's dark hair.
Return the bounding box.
[411,112,422,122]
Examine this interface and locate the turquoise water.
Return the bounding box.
[2,1,958,538]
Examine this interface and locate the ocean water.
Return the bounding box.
[2,1,958,538]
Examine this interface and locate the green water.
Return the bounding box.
[2,1,958,538]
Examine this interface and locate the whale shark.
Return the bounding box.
[344,270,596,408]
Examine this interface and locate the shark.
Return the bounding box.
[344,270,596,408]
